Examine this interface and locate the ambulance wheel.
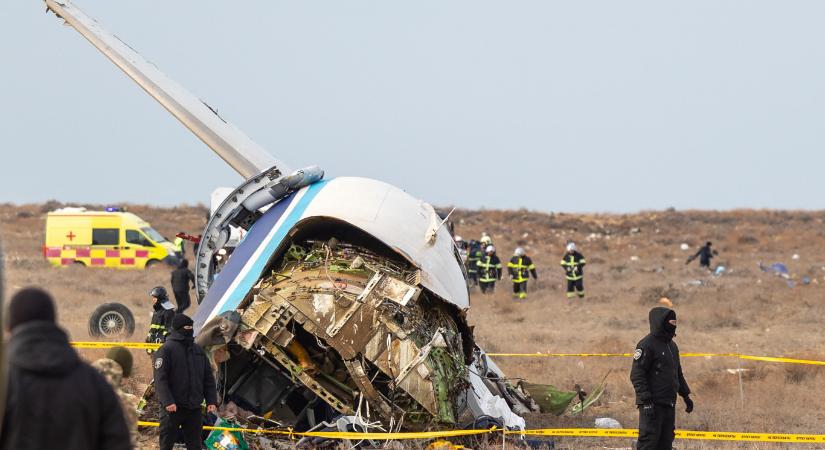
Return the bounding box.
[89,302,135,338]
[145,259,160,269]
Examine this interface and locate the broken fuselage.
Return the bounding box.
[193,177,476,430]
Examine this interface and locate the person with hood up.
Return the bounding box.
[476,245,502,294]
[170,259,196,313]
[154,313,218,450]
[560,241,586,299]
[146,286,176,355]
[508,247,538,299]
[630,307,693,450]
[0,288,131,450]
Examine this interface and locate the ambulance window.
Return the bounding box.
[126,230,154,247]
[92,228,119,245]
[141,227,167,243]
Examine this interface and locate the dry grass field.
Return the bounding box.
[3,202,825,449]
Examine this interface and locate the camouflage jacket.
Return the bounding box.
[92,358,139,449]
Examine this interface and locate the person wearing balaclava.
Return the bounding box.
[153,313,218,450]
[630,307,693,450]
[0,288,130,450]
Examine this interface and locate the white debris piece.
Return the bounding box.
[466,356,526,430]
[595,417,622,429]
[792,254,800,260]
[680,243,690,251]
[630,256,640,262]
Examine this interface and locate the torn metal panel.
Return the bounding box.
[222,238,469,428]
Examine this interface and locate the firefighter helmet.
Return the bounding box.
[149,286,168,299]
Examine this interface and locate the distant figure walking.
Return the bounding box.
[685,241,717,270]
[477,245,502,294]
[466,240,483,287]
[560,242,586,299]
[171,259,196,313]
[0,288,130,450]
[508,247,537,299]
[173,232,186,258]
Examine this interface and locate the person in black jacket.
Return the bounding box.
[0,288,130,450]
[154,314,218,450]
[170,259,196,313]
[686,241,718,270]
[630,307,694,450]
[146,286,176,355]
[466,240,483,287]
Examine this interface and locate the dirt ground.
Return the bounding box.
[2,202,825,449]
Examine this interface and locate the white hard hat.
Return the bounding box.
[480,236,492,245]
[454,235,463,242]
[514,247,525,257]
[566,242,577,252]
[485,245,495,253]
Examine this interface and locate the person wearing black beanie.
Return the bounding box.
[6,287,56,331]
[153,313,218,450]
[1,287,131,450]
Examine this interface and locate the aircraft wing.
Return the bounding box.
[44,0,286,179]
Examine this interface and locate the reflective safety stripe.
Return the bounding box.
[566,275,583,281]
[149,324,166,329]
[509,257,533,282]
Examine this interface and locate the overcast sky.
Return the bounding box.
[2,1,823,212]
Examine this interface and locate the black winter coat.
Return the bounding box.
[0,321,131,450]
[630,307,691,406]
[695,245,715,266]
[171,267,195,292]
[153,331,218,410]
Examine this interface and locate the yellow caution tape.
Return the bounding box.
[71,342,825,366]
[72,341,160,350]
[135,422,825,443]
[738,355,825,366]
[486,352,825,365]
[510,428,825,443]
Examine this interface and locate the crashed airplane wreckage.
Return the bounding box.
[191,175,530,431]
[43,0,599,435]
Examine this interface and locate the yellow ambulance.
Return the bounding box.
[44,207,181,269]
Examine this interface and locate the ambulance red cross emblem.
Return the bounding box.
[66,231,76,241]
